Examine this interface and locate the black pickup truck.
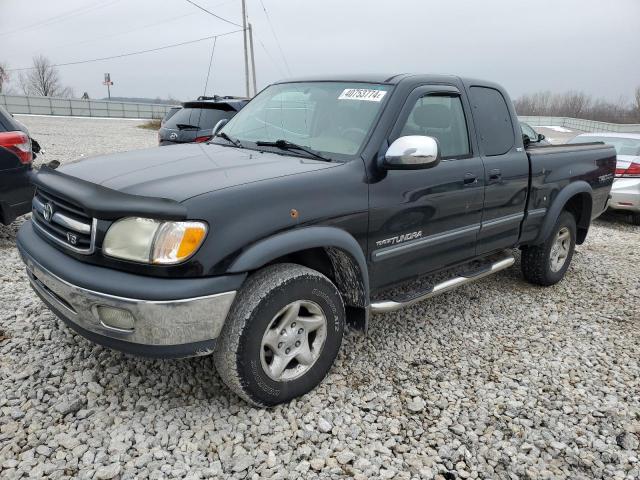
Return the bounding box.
[17,74,615,406]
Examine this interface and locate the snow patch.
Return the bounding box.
[538,125,573,133]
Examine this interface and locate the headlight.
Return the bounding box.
[103,217,207,264]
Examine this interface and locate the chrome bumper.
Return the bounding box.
[24,256,236,355]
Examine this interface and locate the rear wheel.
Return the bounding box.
[631,212,640,226]
[214,263,345,406]
[521,211,576,286]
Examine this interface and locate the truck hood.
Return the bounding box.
[59,143,337,202]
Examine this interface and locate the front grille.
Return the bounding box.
[32,188,96,254]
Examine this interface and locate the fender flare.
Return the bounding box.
[227,226,370,301]
[533,181,593,245]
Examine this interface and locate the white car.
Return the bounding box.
[568,133,640,225]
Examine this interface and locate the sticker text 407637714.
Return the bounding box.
[338,89,387,102]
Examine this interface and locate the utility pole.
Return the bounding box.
[103,73,113,100]
[248,23,257,96]
[241,0,250,97]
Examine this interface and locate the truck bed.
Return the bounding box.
[520,141,616,244]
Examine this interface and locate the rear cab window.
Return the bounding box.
[469,86,515,156]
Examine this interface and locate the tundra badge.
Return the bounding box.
[376,231,423,247]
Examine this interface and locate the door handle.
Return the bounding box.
[463,173,477,186]
[488,169,502,183]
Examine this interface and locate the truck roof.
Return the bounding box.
[273,74,507,96]
[275,73,464,85]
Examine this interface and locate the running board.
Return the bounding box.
[369,251,515,313]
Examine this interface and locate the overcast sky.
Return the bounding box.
[2,0,639,102]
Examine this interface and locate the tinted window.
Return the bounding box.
[0,106,14,132]
[164,107,234,130]
[163,107,181,122]
[470,86,514,156]
[399,95,470,158]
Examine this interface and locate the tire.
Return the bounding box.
[521,211,576,286]
[214,263,345,406]
[631,212,640,226]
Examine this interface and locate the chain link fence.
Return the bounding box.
[0,94,176,119]
[519,116,640,134]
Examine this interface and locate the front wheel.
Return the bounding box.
[521,211,577,286]
[214,263,345,406]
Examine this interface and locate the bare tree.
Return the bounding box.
[0,63,8,93]
[514,91,554,117]
[558,91,590,118]
[514,89,638,124]
[18,55,73,97]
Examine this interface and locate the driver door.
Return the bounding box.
[368,85,485,291]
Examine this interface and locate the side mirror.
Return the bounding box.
[384,136,440,170]
[537,133,545,141]
[212,118,229,136]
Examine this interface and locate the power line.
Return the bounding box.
[255,35,287,78]
[7,30,244,72]
[0,0,122,38]
[184,0,243,28]
[257,0,292,76]
[46,12,199,52]
[34,0,238,53]
[203,37,218,96]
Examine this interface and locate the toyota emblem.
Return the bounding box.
[43,202,54,222]
[169,132,178,140]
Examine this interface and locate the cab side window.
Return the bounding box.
[469,86,514,156]
[399,95,470,158]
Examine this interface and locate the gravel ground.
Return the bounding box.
[1,116,639,480]
[13,114,158,167]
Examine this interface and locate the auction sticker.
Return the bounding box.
[338,89,387,102]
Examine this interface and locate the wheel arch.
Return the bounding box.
[227,226,370,330]
[534,181,593,245]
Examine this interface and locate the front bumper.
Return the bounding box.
[608,178,640,213]
[17,221,244,358]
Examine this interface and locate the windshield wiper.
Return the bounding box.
[215,131,243,148]
[175,123,200,130]
[255,139,332,162]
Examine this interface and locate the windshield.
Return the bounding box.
[568,135,640,156]
[520,122,537,139]
[220,82,392,158]
[164,107,234,130]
